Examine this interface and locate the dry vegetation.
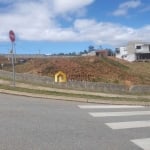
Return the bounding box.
[0,56,150,85]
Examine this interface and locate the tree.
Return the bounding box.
[58,52,65,56]
[84,50,88,54]
[88,45,95,52]
[106,49,114,56]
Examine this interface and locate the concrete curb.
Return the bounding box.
[0,89,150,106]
[0,79,150,106]
[1,79,150,99]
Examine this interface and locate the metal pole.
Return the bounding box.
[11,42,15,86]
[14,42,17,63]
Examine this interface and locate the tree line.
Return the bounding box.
[51,45,115,56]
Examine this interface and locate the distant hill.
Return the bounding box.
[0,56,150,85]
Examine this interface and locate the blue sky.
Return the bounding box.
[0,0,150,54]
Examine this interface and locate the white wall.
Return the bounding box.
[135,44,150,53]
[116,42,150,62]
[116,47,127,59]
[124,54,136,62]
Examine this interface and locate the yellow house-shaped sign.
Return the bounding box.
[55,71,67,83]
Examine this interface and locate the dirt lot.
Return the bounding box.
[0,56,150,85]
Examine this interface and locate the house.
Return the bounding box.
[82,50,108,57]
[115,46,127,59]
[95,50,108,57]
[82,50,96,56]
[116,41,150,62]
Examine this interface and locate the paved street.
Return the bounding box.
[0,93,150,150]
[78,104,150,150]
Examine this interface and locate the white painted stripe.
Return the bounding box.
[89,111,150,117]
[131,138,150,150]
[78,105,144,109]
[106,120,150,129]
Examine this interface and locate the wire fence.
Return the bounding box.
[0,70,150,94]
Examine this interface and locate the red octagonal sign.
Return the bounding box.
[9,30,15,42]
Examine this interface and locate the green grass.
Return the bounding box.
[0,84,150,103]
[101,57,129,70]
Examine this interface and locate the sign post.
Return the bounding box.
[9,30,16,86]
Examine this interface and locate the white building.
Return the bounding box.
[82,50,96,56]
[115,46,127,59]
[116,41,150,62]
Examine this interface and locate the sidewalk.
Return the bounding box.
[0,79,150,105]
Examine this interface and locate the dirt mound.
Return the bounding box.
[13,56,141,84]
[1,55,149,85]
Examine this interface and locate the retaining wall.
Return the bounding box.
[0,70,150,94]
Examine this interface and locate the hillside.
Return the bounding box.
[0,56,150,85]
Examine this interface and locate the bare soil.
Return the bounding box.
[0,56,150,85]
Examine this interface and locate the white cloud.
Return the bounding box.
[0,0,94,40]
[73,19,150,46]
[113,0,141,16]
[0,0,150,48]
[53,0,94,14]
[0,0,94,15]
[0,1,55,40]
[140,6,150,12]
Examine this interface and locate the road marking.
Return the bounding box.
[131,138,150,150]
[106,120,150,129]
[78,105,144,109]
[89,111,150,117]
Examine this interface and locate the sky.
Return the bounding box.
[0,0,150,54]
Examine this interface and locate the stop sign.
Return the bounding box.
[9,30,15,42]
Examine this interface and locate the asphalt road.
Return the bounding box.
[0,93,150,150]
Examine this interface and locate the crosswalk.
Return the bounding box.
[131,138,150,150]
[78,105,144,109]
[78,104,150,150]
[89,110,150,117]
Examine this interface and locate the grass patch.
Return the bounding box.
[0,84,150,103]
[101,57,129,70]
